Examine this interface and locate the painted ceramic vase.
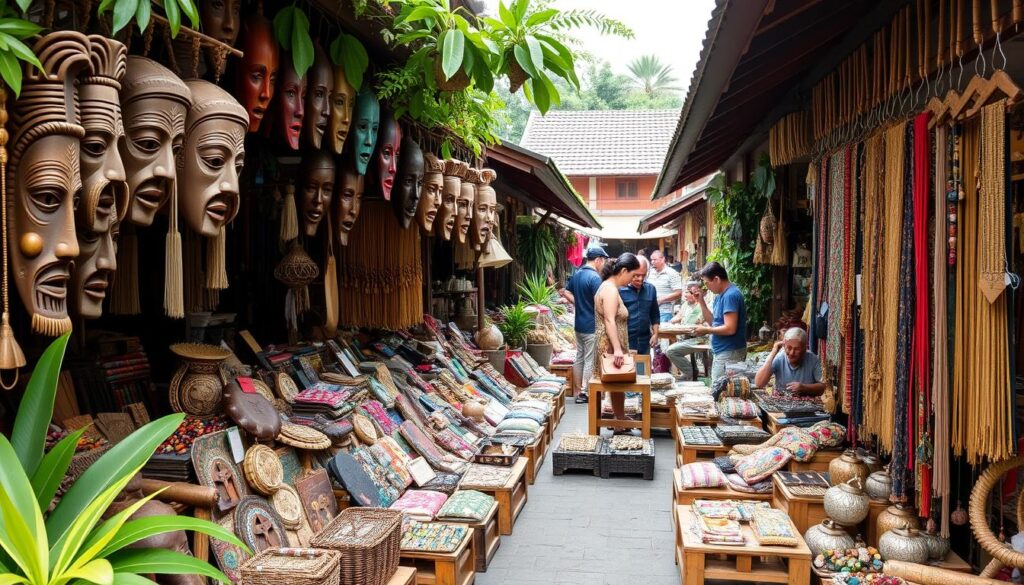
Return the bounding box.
[169,343,230,416]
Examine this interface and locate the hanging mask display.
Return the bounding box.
[201,0,241,48]
[8,32,92,336]
[328,62,355,155]
[471,169,497,249]
[437,159,469,241]
[71,221,118,319]
[334,161,364,246]
[351,89,380,175]
[121,57,191,226]
[417,154,444,234]
[298,151,335,237]
[368,113,401,200]
[78,36,128,234]
[456,168,479,245]
[392,135,423,229]
[303,45,332,149]
[236,15,279,133]
[181,80,247,237]
[274,54,306,150]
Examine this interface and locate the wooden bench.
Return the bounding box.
[388,567,417,585]
[460,457,528,536]
[522,429,548,485]
[672,468,773,506]
[444,502,500,573]
[400,527,475,585]
[675,505,810,585]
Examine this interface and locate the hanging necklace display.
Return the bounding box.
[0,84,24,389]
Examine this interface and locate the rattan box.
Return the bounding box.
[599,437,655,480]
[241,547,341,585]
[309,508,402,585]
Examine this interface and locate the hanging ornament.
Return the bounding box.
[951,503,968,525]
[0,84,24,389]
[274,242,318,333]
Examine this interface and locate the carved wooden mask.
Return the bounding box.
[200,0,240,47]
[437,159,468,241]
[298,151,335,237]
[274,55,305,150]
[333,162,364,246]
[456,168,479,245]
[303,45,332,149]
[391,135,423,229]
[369,113,401,200]
[236,16,278,133]
[471,169,497,249]
[417,154,444,234]
[8,32,92,336]
[351,89,379,175]
[181,80,247,237]
[71,220,118,319]
[120,57,191,227]
[328,62,355,155]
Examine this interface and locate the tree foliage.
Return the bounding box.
[626,54,681,98]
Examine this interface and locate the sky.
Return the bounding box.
[481,0,716,87]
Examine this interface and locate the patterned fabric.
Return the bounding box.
[504,409,547,423]
[461,463,513,487]
[369,441,412,489]
[751,508,798,546]
[361,400,399,435]
[390,489,449,521]
[825,149,847,365]
[808,421,846,449]
[892,121,915,501]
[773,428,818,462]
[712,455,736,474]
[735,447,792,484]
[718,398,759,419]
[400,521,468,552]
[726,473,773,494]
[294,386,352,407]
[437,490,495,522]
[351,447,400,507]
[495,418,542,435]
[679,462,726,489]
[692,514,744,545]
[419,472,462,495]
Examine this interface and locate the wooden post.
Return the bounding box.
[476,265,485,333]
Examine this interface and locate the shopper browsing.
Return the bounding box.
[665,282,708,379]
[647,250,682,323]
[754,327,824,396]
[594,253,641,433]
[691,262,747,384]
[619,255,660,354]
[560,246,609,404]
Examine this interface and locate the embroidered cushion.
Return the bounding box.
[751,508,799,546]
[390,489,449,522]
[436,490,495,522]
[719,397,759,419]
[495,418,542,435]
[713,455,737,474]
[735,446,792,484]
[809,421,847,449]
[679,462,727,489]
[774,428,818,462]
[726,472,773,494]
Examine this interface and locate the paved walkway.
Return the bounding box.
[477,401,679,585]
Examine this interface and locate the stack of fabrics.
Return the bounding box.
[675,391,717,417]
[291,383,359,417]
[691,513,744,545]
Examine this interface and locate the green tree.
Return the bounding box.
[626,54,681,98]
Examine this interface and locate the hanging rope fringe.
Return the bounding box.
[164,177,184,318]
[280,184,298,243]
[109,225,141,315]
[206,227,228,290]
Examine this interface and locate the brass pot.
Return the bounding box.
[823,477,870,526]
[878,524,929,563]
[876,504,920,537]
[804,518,855,557]
[168,343,230,416]
[865,469,893,500]
[829,449,870,486]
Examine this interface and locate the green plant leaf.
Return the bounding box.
[482,16,506,32]
[80,491,162,563]
[331,33,368,90]
[528,76,550,113]
[0,436,46,585]
[396,5,439,25]
[0,575,28,585]
[46,413,184,549]
[0,47,21,96]
[539,71,559,107]
[98,515,249,559]
[0,19,40,37]
[50,472,137,577]
[525,8,557,27]
[163,0,181,37]
[112,573,159,585]
[288,7,313,77]
[1,34,39,70]
[107,548,230,584]
[511,0,528,22]
[31,427,85,511]
[134,0,151,34]
[112,0,139,33]
[57,558,113,585]
[272,5,295,49]
[13,0,31,13]
[12,333,70,478]
[176,0,199,28]
[497,1,515,28]
[512,43,538,78]
[471,48,493,93]
[440,28,464,81]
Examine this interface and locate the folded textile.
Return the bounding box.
[751,508,799,546]
[436,490,495,522]
[461,463,513,487]
[401,521,468,552]
[691,514,744,545]
[390,489,448,521]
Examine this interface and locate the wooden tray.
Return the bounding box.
[399,527,475,585]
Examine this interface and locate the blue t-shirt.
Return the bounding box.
[566,266,602,334]
[619,281,659,341]
[771,351,823,394]
[711,283,747,353]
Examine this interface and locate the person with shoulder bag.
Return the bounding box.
[594,253,641,433]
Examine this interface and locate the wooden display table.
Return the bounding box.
[815,552,971,585]
[672,468,773,506]
[588,376,652,438]
[771,475,827,535]
[676,411,764,431]
[676,434,730,467]
[445,502,500,573]
[388,567,417,585]
[460,458,528,536]
[522,430,548,485]
[553,386,566,427]
[549,363,574,397]
[651,403,676,434]
[399,528,476,585]
[787,449,841,473]
[865,498,889,545]
[674,505,811,585]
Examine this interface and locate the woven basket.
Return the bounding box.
[558,434,600,453]
[68,446,110,481]
[309,508,402,585]
[241,547,341,585]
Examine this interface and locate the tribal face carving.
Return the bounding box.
[392,135,423,229]
[471,169,497,248]
[236,16,278,133]
[351,89,379,175]
[303,45,332,149]
[201,0,241,47]
[417,154,444,233]
[369,113,400,200]
[334,162,364,246]
[456,168,479,244]
[328,62,355,155]
[181,80,248,237]
[72,220,118,319]
[299,151,335,237]
[120,56,191,227]
[437,159,468,241]
[275,55,306,150]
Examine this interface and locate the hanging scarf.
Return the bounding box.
[932,124,951,537]
[825,150,846,366]
[910,112,932,515]
[891,121,916,502]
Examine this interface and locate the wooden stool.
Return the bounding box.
[675,505,811,585]
[399,528,475,585]
[588,376,652,438]
[460,458,528,536]
[445,502,500,573]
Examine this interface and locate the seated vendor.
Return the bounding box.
[754,327,825,396]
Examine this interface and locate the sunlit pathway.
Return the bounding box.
[476,401,679,585]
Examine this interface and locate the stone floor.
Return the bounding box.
[476,401,679,585]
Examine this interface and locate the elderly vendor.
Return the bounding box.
[754,327,825,395]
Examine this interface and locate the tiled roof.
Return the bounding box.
[519,109,681,176]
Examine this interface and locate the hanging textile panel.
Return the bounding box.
[859,132,884,442]
[824,150,846,367]
[337,200,424,330]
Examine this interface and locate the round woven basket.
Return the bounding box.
[169,342,231,362]
[277,422,331,450]
[353,414,378,445]
[276,372,299,403]
[242,444,283,495]
[271,484,304,529]
[274,244,319,288]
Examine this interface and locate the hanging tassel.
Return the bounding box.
[109,223,141,314]
[206,227,228,290]
[280,183,298,243]
[0,83,24,388]
[164,177,184,318]
[324,214,339,337]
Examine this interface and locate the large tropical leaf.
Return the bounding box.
[97,515,248,558]
[107,549,230,584]
[79,492,162,565]
[163,0,181,37]
[11,333,70,478]
[31,427,85,511]
[288,7,313,77]
[46,414,184,548]
[0,439,46,585]
[0,50,22,96]
[440,28,464,80]
[56,558,113,585]
[50,473,138,577]
[112,0,140,33]
[112,573,158,585]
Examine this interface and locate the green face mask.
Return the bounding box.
[351,89,380,175]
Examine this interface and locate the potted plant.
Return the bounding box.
[475,317,507,370]
[517,273,565,317]
[0,334,246,585]
[525,327,553,367]
[496,301,531,351]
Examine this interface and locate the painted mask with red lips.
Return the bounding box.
[236,16,278,133]
[274,55,306,150]
[299,151,335,237]
[181,80,247,237]
[369,113,401,200]
[334,162,364,246]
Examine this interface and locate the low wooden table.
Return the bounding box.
[771,475,827,535]
[553,386,566,426]
[675,505,811,585]
[672,468,773,506]
[444,502,500,573]
[388,567,417,585]
[676,434,730,467]
[588,376,652,438]
[787,449,841,473]
[460,458,528,536]
[522,429,548,485]
[549,363,574,397]
[676,411,764,431]
[399,528,476,585]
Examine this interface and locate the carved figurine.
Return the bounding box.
[392,135,423,229]
[334,161,364,246]
[181,80,247,237]
[368,112,401,200]
[456,168,479,245]
[274,54,306,150]
[8,32,92,336]
[303,45,332,149]
[351,89,380,175]
[71,221,118,320]
[236,15,279,133]
[328,62,355,155]
[437,159,469,241]
[471,168,497,249]
[417,153,444,234]
[298,151,335,237]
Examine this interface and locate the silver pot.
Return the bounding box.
[804,518,855,557]
[920,531,951,560]
[878,524,930,564]
[864,469,893,500]
[859,453,884,473]
[823,477,870,526]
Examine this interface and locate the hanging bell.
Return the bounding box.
[0,312,25,389]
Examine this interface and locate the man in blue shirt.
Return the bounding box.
[692,261,747,384]
[619,255,660,356]
[754,327,824,395]
[560,246,608,403]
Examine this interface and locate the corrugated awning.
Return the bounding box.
[559,215,675,241]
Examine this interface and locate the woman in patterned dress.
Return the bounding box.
[594,253,641,433]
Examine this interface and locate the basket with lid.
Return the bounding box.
[309,508,402,585]
[240,547,341,585]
